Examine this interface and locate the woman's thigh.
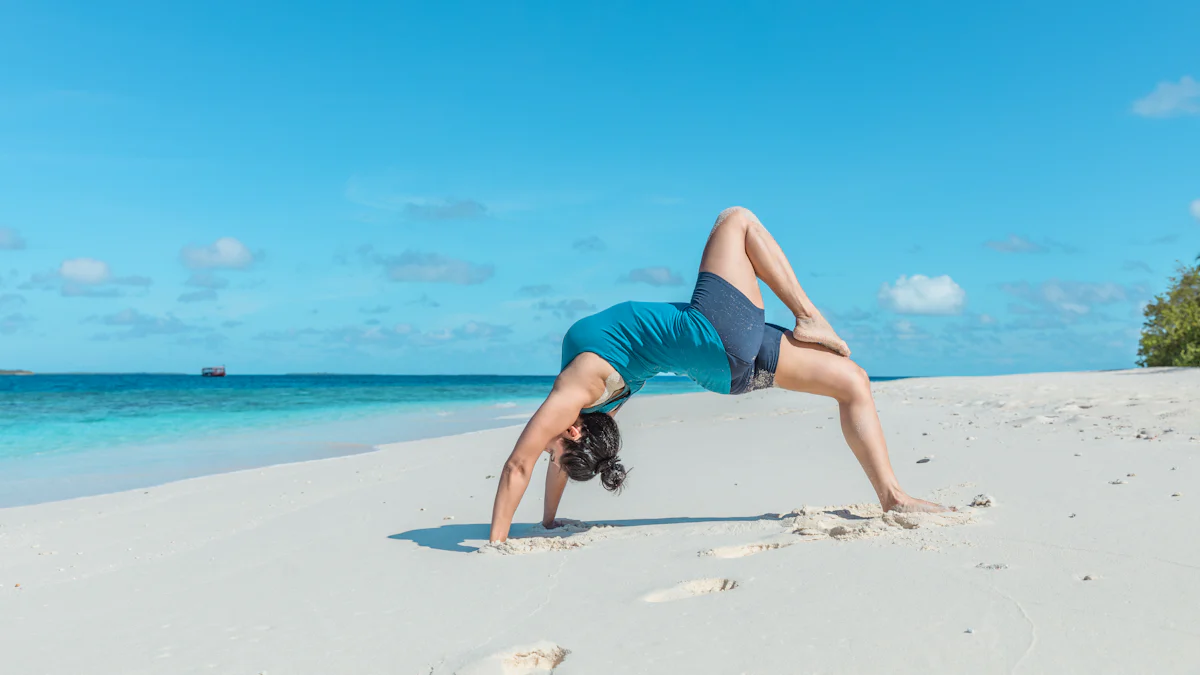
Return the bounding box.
[698,208,764,309]
[772,332,867,400]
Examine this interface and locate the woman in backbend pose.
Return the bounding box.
[488,207,946,542]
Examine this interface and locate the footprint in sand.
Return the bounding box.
[697,504,976,557]
[643,578,739,603]
[455,642,569,674]
[698,538,807,559]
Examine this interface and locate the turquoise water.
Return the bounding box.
[0,374,705,507]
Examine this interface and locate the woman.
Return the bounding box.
[489,207,946,543]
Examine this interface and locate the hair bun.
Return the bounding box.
[595,455,627,493]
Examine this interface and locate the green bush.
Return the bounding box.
[1138,261,1200,367]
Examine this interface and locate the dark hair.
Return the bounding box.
[560,412,628,492]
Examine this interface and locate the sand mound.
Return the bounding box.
[477,519,613,555]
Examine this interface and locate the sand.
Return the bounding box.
[1,368,1198,673]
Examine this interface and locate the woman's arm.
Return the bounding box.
[542,459,568,528]
[489,380,591,542]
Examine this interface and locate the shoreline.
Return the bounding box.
[0,380,704,509]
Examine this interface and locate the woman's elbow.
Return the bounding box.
[502,458,532,481]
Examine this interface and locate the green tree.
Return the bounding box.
[1137,260,1200,367]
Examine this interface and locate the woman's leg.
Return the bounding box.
[773,334,948,513]
[698,206,849,356]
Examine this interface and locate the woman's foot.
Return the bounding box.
[793,314,851,357]
[882,494,954,513]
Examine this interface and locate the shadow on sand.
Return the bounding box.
[389,513,784,553]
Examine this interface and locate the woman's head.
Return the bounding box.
[557,412,627,492]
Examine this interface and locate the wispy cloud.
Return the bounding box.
[345,177,490,221]
[407,294,440,308]
[178,289,218,303]
[375,250,494,285]
[1191,199,1200,222]
[0,227,26,250]
[0,293,25,310]
[1132,76,1200,118]
[0,312,33,335]
[185,272,229,289]
[984,234,1078,254]
[1000,280,1144,318]
[180,237,256,270]
[253,327,322,342]
[315,320,514,349]
[87,308,198,340]
[984,234,1044,253]
[1123,260,1153,274]
[826,306,874,323]
[359,304,391,315]
[403,198,488,221]
[619,266,684,286]
[536,298,596,319]
[572,236,606,253]
[517,284,553,297]
[878,274,966,315]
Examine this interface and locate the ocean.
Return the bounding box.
[0,374,706,508]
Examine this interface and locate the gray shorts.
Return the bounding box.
[689,271,787,395]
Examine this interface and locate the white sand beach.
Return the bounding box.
[2,369,1197,674]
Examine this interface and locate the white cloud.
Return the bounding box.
[1132,76,1200,118]
[180,237,256,270]
[1190,199,1200,222]
[19,258,150,297]
[878,274,966,315]
[60,258,111,284]
[0,227,26,250]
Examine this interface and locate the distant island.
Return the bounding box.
[0,370,34,376]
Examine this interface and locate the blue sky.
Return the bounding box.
[1,1,1197,376]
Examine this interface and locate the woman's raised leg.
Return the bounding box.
[698,206,850,356]
[773,334,948,512]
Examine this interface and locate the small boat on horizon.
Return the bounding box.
[201,366,226,377]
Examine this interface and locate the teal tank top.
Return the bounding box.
[561,301,730,412]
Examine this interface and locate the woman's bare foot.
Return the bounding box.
[883,494,954,513]
[793,314,850,357]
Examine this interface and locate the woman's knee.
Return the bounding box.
[834,361,872,403]
[714,206,759,231]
